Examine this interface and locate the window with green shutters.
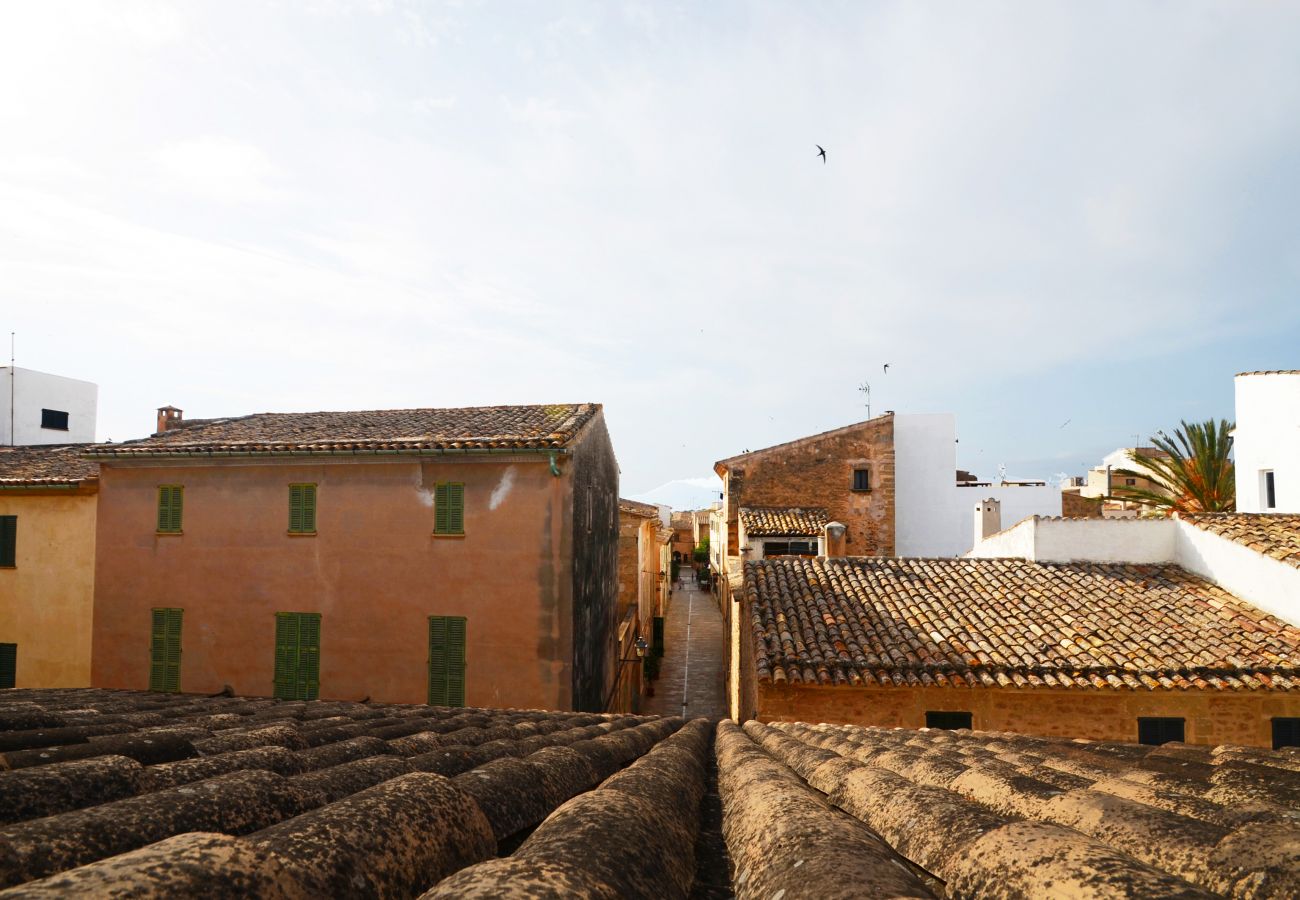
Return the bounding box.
[288,484,317,534]
[148,608,183,693]
[274,612,321,700]
[433,482,465,535]
[156,486,183,534]
[0,515,15,567]
[428,615,466,706]
[0,643,16,688]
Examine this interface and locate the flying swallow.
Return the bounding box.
[816,145,826,164]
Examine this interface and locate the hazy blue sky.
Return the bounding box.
[3,1,1298,495]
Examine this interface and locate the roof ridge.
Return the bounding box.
[714,413,893,473]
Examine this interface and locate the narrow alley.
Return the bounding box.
[644,575,728,721]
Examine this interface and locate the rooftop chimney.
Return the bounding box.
[974,498,1001,546]
[156,406,183,435]
[823,521,847,558]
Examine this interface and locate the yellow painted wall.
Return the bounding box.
[0,490,97,687]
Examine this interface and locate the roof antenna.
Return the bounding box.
[8,333,14,447]
[858,381,871,418]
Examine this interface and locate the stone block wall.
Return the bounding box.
[724,415,895,556]
[756,683,1300,749]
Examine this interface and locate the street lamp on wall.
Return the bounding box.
[635,636,649,658]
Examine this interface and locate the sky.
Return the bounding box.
[2,1,1298,498]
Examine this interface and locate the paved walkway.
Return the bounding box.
[645,577,728,721]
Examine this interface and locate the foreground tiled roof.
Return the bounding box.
[0,689,710,896]
[0,445,98,486]
[1236,370,1300,376]
[747,557,1300,690]
[718,719,1300,898]
[1182,513,1300,570]
[739,506,828,537]
[85,404,600,456]
[618,498,660,519]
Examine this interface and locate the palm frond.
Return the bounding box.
[1104,419,1235,513]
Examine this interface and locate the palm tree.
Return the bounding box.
[1107,419,1235,514]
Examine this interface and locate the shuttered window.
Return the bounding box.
[1272,718,1300,750]
[428,615,466,706]
[0,516,15,567]
[925,711,972,730]
[156,486,183,534]
[148,608,183,693]
[1138,717,1185,745]
[288,484,317,534]
[433,482,465,535]
[274,612,321,700]
[0,643,15,689]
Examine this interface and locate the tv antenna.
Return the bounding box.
[858,381,871,418]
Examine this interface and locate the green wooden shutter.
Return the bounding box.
[288,485,303,533]
[449,483,465,535]
[0,516,15,567]
[0,643,16,689]
[156,487,182,533]
[300,613,321,700]
[274,613,298,699]
[445,616,466,706]
[274,612,321,700]
[302,485,317,534]
[289,485,317,534]
[148,608,182,692]
[428,615,466,706]
[434,483,450,534]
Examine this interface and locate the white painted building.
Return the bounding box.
[0,367,98,445]
[893,413,1061,557]
[1234,371,1300,513]
[968,513,1300,627]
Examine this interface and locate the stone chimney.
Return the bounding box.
[156,406,183,434]
[974,498,1001,546]
[823,521,847,558]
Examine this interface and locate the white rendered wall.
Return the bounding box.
[966,517,1176,564]
[895,413,1062,557]
[1234,373,1300,512]
[0,367,98,445]
[1174,520,1300,625]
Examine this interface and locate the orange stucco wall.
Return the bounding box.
[0,488,97,687]
[756,683,1300,749]
[92,455,577,708]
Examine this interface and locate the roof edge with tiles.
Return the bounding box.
[84,403,601,458]
[713,412,893,475]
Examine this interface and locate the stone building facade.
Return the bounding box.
[714,414,895,561]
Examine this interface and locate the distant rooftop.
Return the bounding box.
[739,506,829,537]
[87,403,600,456]
[0,444,99,486]
[1182,513,1300,570]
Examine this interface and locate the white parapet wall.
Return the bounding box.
[1234,372,1300,513]
[0,366,98,444]
[895,413,1061,557]
[967,514,1300,626]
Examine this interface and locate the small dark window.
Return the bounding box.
[1273,718,1300,750]
[1264,471,1276,510]
[0,515,15,567]
[1124,478,1136,486]
[852,468,871,491]
[1138,717,1185,745]
[926,711,972,730]
[40,409,69,431]
[762,542,790,557]
[0,643,15,688]
[788,541,817,556]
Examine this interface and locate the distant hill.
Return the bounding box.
[627,476,723,512]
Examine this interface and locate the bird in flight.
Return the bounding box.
[816,145,827,164]
[883,363,890,373]
[1059,419,1071,428]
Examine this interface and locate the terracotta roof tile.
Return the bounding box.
[739,506,829,537]
[618,498,660,519]
[85,404,600,456]
[0,688,699,895]
[746,557,1300,690]
[0,444,99,486]
[1181,513,1300,570]
[732,719,1300,897]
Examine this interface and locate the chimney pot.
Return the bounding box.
[823,521,848,558]
[974,498,1002,546]
[156,406,183,435]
